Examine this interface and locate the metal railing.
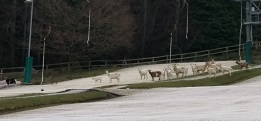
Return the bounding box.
[1,41,261,77]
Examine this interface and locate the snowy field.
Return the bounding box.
[1,61,261,120]
[0,61,237,97]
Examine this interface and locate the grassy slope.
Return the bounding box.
[125,69,261,89]
[0,91,118,115]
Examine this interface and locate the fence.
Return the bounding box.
[1,41,261,78]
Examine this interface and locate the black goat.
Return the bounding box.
[5,78,17,87]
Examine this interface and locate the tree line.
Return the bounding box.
[0,0,259,68]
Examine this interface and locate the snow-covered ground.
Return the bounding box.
[0,61,237,97]
[1,61,261,120]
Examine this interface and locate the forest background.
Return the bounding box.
[0,0,260,68]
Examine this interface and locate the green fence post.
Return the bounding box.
[245,41,252,64]
[24,57,33,84]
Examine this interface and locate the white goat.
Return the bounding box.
[106,71,120,83]
[195,64,207,74]
[160,69,166,80]
[206,66,218,78]
[217,64,233,76]
[138,68,148,80]
[92,76,102,83]
[173,64,188,78]
[190,64,197,75]
[164,67,175,79]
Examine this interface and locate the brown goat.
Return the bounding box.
[236,61,249,70]
[148,70,162,81]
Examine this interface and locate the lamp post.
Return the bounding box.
[41,26,51,85]
[86,0,91,47]
[24,0,34,84]
[170,33,173,63]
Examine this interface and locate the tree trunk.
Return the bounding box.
[143,0,147,57]
[11,0,17,67]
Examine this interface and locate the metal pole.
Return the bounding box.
[170,33,172,63]
[28,0,33,57]
[41,26,51,85]
[87,10,91,47]
[41,40,45,85]
[24,0,34,84]
[86,0,91,47]
[245,0,252,64]
[239,1,243,61]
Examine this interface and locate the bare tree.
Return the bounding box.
[31,0,136,62]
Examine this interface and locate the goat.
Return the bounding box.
[205,58,215,67]
[190,64,197,75]
[164,67,175,79]
[206,66,218,78]
[236,60,249,70]
[106,71,120,83]
[214,62,222,72]
[217,64,233,76]
[148,70,162,81]
[5,78,17,87]
[138,68,148,80]
[160,69,166,80]
[92,76,102,83]
[195,64,207,74]
[173,64,188,78]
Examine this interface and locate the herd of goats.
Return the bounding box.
[0,59,250,89]
[92,59,249,83]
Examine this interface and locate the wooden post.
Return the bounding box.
[137,59,139,64]
[0,69,2,79]
[253,42,258,50]
[152,57,155,62]
[208,50,210,58]
[181,54,183,62]
[226,47,228,59]
[166,56,169,63]
[88,61,91,71]
[258,42,260,49]
[124,58,127,66]
[45,65,49,77]
[242,44,245,53]
[194,53,197,60]
[105,61,108,67]
[67,63,71,73]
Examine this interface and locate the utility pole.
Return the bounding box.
[245,0,252,64]
[170,33,173,63]
[235,0,261,64]
[24,0,34,84]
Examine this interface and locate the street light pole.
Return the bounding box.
[24,0,34,84]
[41,26,51,85]
[170,33,173,63]
[27,0,33,57]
